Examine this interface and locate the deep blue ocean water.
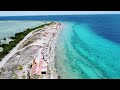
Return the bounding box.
[0,14,120,78]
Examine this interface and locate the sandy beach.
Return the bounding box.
[0,22,63,79]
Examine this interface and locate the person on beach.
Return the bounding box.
[41,52,44,60]
[27,70,30,79]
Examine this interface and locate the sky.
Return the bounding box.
[0,11,120,16]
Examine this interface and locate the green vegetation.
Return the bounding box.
[22,75,26,79]
[11,73,18,79]
[0,22,54,61]
[13,76,18,79]
[20,40,33,49]
[17,65,23,70]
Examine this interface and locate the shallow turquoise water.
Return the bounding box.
[0,21,43,40]
[55,22,120,79]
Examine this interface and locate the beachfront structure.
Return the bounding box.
[41,60,47,74]
[30,58,47,79]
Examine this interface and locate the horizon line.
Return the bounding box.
[0,11,120,16]
[0,13,120,17]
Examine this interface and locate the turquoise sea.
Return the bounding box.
[55,21,120,79]
[0,15,120,79]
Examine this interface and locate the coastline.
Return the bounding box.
[47,23,63,79]
[0,22,63,79]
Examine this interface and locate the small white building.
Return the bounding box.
[41,60,47,74]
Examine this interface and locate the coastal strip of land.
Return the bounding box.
[0,22,52,60]
[0,22,63,79]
